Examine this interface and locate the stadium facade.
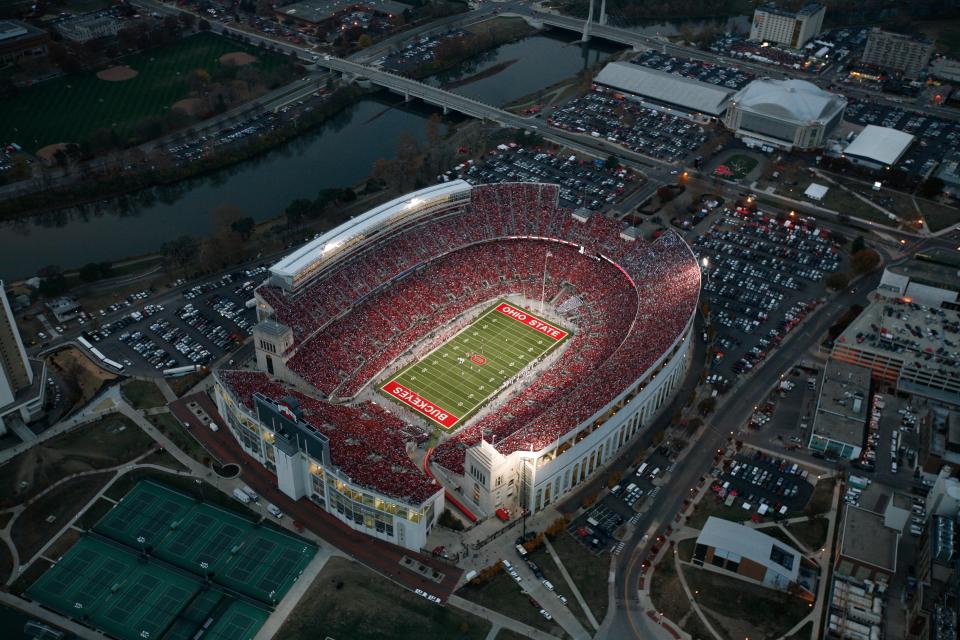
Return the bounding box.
[723,78,846,151]
[213,180,700,549]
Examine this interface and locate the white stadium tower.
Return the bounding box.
[213,180,701,550]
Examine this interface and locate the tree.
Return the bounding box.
[79,262,112,282]
[850,235,865,254]
[198,19,211,31]
[697,397,717,416]
[825,271,851,290]
[851,248,881,275]
[39,274,69,297]
[604,154,620,170]
[231,217,256,241]
[161,235,199,274]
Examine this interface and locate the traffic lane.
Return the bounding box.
[614,271,883,606]
[171,393,464,601]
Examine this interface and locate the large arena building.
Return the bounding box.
[213,181,701,550]
[723,78,846,150]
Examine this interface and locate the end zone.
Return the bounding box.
[383,380,460,428]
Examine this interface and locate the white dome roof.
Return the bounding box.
[733,78,845,123]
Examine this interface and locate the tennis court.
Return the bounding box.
[26,480,316,640]
[27,536,203,640]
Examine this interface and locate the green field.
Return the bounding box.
[383,300,569,430]
[0,32,288,153]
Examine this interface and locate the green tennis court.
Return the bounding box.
[26,480,316,640]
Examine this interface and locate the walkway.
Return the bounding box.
[448,595,561,640]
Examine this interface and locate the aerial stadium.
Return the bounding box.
[212,180,701,551]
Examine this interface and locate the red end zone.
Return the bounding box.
[383,380,460,429]
[494,303,568,341]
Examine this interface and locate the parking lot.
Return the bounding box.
[707,26,866,75]
[842,99,960,177]
[547,90,711,164]
[381,30,469,72]
[566,450,673,555]
[692,206,842,380]
[713,450,815,517]
[448,144,640,209]
[81,267,265,374]
[631,51,753,90]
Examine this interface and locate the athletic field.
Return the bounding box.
[0,33,288,153]
[382,300,569,430]
[26,480,314,640]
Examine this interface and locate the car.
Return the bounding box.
[558,595,568,606]
[542,579,554,591]
[540,609,552,621]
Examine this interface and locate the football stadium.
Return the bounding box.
[213,180,701,551]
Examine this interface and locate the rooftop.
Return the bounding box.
[840,504,899,572]
[887,253,960,294]
[594,61,734,116]
[834,298,960,393]
[843,125,914,167]
[0,19,45,43]
[812,360,870,446]
[730,78,846,124]
[696,516,800,581]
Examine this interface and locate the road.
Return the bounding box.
[594,222,960,638]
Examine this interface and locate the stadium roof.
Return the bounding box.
[594,61,734,117]
[730,78,845,124]
[270,180,472,284]
[844,125,914,167]
[696,517,800,582]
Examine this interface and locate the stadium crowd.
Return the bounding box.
[247,183,700,482]
[218,370,439,505]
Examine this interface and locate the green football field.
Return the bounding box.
[382,300,569,430]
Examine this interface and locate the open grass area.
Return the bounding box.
[0,413,153,509]
[0,537,11,584]
[168,371,208,397]
[785,620,814,640]
[676,537,697,562]
[459,566,563,636]
[383,301,568,430]
[45,528,82,561]
[11,471,113,563]
[148,411,209,464]
[917,198,960,233]
[687,496,758,530]
[277,557,490,640]
[123,379,167,410]
[0,33,290,152]
[786,516,829,551]
[807,477,836,516]
[77,497,116,530]
[494,630,529,640]
[649,555,691,623]
[529,544,593,632]
[141,448,189,471]
[548,532,609,624]
[715,154,758,180]
[684,565,812,640]
[46,347,117,411]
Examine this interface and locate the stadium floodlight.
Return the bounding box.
[322,240,343,255]
[404,197,424,210]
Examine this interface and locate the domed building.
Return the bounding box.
[723,78,847,151]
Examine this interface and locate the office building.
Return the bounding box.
[861,28,934,78]
[749,3,825,49]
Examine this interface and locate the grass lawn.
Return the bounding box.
[0,413,154,509]
[141,448,189,471]
[76,497,116,530]
[676,537,697,562]
[758,525,800,550]
[383,300,568,430]
[687,496,759,530]
[46,347,117,411]
[459,567,564,636]
[548,533,609,624]
[168,371,208,397]
[45,528,82,561]
[0,32,288,152]
[11,471,114,563]
[529,544,593,632]
[785,620,814,640]
[123,379,167,410]
[495,630,530,640]
[148,412,209,465]
[721,154,758,180]
[684,565,811,640]
[649,556,691,623]
[786,517,829,551]
[806,477,836,516]
[276,557,491,640]
[916,198,960,233]
[0,537,11,584]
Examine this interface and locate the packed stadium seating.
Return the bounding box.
[247,183,700,482]
[218,370,440,504]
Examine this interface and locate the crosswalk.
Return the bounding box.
[611,541,626,556]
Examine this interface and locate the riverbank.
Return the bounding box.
[400,17,535,81]
[0,84,366,221]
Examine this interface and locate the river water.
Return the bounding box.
[0,21,741,279]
